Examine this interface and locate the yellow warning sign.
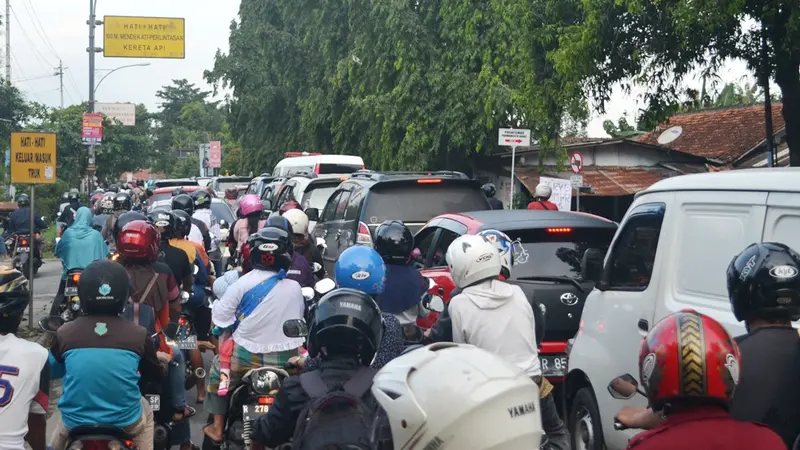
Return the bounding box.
[103,16,185,59]
[10,132,57,184]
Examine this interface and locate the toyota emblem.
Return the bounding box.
[560,293,579,306]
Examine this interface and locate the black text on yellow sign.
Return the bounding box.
[10,132,57,184]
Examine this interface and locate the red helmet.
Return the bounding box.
[279,200,300,216]
[639,309,740,410]
[117,220,160,261]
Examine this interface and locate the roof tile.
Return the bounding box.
[636,104,784,163]
[515,166,681,197]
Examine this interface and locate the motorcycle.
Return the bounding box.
[170,291,206,389]
[54,269,83,322]
[7,233,40,276]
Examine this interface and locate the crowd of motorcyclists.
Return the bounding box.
[0,175,797,450]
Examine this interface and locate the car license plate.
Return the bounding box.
[175,335,197,350]
[242,403,270,421]
[17,247,29,253]
[65,287,78,296]
[145,394,160,411]
[540,354,568,377]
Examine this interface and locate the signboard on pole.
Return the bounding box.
[209,141,222,168]
[538,176,572,211]
[570,151,584,174]
[95,102,136,126]
[570,174,584,188]
[103,16,186,59]
[82,113,103,145]
[10,132,57,184]
[498,128,531,147]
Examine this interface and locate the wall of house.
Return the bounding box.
[520,142,698,167]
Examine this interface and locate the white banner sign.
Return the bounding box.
[538,176,572,211]
[95,103,136,126]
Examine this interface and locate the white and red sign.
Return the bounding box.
[498,128,531,147]
[81,113,103,145]
[209,141,222,168]
[570,152,584,174]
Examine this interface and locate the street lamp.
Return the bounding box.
[93,63,150,96]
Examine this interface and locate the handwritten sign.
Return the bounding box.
[538,176,572,211]
[10,132,57,184]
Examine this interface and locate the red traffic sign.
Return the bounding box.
[570,152,584,174]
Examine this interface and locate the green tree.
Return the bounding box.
[603,114,643,138]
[0,81,31,149]
[552,0,800,165]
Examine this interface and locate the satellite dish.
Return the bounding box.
[657,126,683,145]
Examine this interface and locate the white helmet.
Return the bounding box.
[370,342,543,450]
[445,234,502,288]
[282,208,309,235]
[478,229,515,277]
[534,183,552,199]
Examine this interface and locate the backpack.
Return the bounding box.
[120,273,159,336]
[292,366,378,450]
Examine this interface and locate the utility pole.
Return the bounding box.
[5,0,10,83]
[54,60,64,108]
[87,0,101,190]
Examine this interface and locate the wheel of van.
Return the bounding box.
[569,387,604,450]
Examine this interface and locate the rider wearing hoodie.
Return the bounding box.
[373,221,430,325]
[265,216,315,288]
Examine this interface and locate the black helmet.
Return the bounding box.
[728,242,800,322]
[247,226,293,272]
[171,187,184,197]
[172,194,194,215]
[374,220,414,265]
[152,210,177,239]
[482,183,497,198]
[0,267,30,333]
[113,192,132,211]
[136,179,144,187]
[307,288,383,366]
[68,190,80,203]
[99,193,115,214]
[114,211,149,240]
[172,209,192,238]
[79,259,130,316]
[108,184,119,193]
[192,190,212,209]
[16,194,30,208]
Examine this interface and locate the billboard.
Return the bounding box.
[10,132,57,184]
[95,103,136,126]
[82,113,103,145]
[103,16,185,59]
[209,141,221,168]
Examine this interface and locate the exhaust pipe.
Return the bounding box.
[194,367,206,379]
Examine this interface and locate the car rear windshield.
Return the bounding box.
[301,185,338,210]
[318,163,362,175]
[364,183,488,224]
[505,227,616,279]
[154,180,197,188]
[150,193,172,204]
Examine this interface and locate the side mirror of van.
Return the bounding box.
[581,248,605,284]
[305,208,319,222]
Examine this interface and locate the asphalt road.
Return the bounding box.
[33,259,212,447]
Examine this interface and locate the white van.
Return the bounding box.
[272,153,364,177]
[564,168,800,450]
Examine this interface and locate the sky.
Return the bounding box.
[5,0,756,138]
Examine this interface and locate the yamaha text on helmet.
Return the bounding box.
[374,220,414,265]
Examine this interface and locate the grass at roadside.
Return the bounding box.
[42,225,56,258]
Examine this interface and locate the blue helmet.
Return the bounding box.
[335,246,386,295]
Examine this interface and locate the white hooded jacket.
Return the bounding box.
[449,278,541,378]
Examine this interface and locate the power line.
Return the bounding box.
[10,52,42,102]
[9,6,53,71]
[19,0,60,61]
[11,72,53,82]
[65,67,83,102]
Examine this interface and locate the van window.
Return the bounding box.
[334,191,351,220]
[321,191,343,222]
[344,188,364,221]
[318,163,363,175]
[606,204,665,290]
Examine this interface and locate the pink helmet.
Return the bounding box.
[239,194,264,217]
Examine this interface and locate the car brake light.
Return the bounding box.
[546,227,572,233]
[339,176,348,181]
[70,273,81,284]
[417,179,441,184]
[357,222,373,247]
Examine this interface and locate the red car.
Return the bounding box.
[415,210,617,387]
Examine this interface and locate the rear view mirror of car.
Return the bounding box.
[581,248,605,284]
[305,208,320,222]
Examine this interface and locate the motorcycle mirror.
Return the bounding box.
[193,265,199,275]
[315,237,327,249]
[312,262,322,273]
[314,278,336,295]
[38,315,65,334]
[283,319,308,338]
[401,323,425,344]
[428,295,445,313]
[301,287,315,301]
[608,373,641,400]
[163,322,180,340]
[180,291,190,304]
[426,277,436,290]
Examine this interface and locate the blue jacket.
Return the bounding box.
[377,264,427,314]
[7,207,46,235]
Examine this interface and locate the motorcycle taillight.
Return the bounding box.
[20,239,28,247]
[70,273,81,284]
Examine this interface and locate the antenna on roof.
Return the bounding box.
[657,126,683,145]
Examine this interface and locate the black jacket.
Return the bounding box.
[488,197,504,210]
[251,356,376,448]
[7,207,47,235]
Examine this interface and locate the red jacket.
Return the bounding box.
[527,200,558,211]
[626,406,784,450]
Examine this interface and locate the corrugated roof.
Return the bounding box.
[636,104,785,163]
[514,166,682,197]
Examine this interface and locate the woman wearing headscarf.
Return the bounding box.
[51,207,109,316]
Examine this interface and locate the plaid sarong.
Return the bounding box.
[207,342,298,395]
